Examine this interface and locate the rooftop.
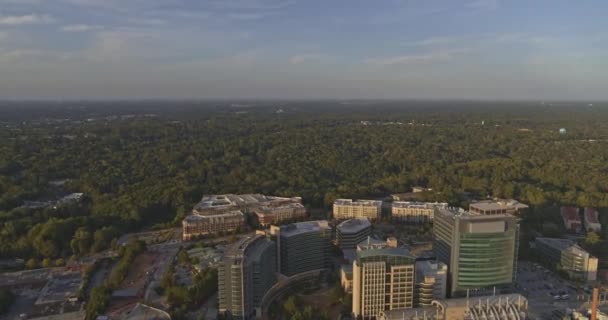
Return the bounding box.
[184,210,244,221]
[337,218,372,233]
[279,220,330,238]
[584,208,600,224]
[435,293,527,309]
[561,206,581,221]
[536,237,590,256]
[194,194,301,212]
[356,246,414,264]
[378,307,440,320]
[436,207,515,221]
[223,234,275,266]
[334,199,382,207]
[392,201,448,209]
[415,260,447,278]
[469,199,528,211]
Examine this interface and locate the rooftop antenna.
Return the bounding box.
[466,289,470,309]
[493,286,496,296]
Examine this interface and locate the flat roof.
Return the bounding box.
[195,194,301,211]
[469,199,528,211]
[392,201,448,209]
[535,237,589,256]
[223,234,273,265]
[337,218,372,233]
[436,293,527,309]
[279,220,330,238]
[334,199,382,207]
[185,210,244,220]
[584,208,600,224]
[356,247,414,263]
[561,206,581,221]
[436,207,515,220]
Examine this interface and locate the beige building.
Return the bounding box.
[182,210,245,240]
[183,194,302,240]
[352,239,416,319]
[469,199,528,215]
[254,202,306,227]
[391,202,448,223]
[535,237,598,281]
[333,199,382,221]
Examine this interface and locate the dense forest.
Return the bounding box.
[1,100,608,261]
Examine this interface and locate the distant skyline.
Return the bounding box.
[0,0,606,100]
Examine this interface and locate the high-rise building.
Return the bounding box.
[333,199,382,221]
[183,194,302,240]
[469,199,528,216]
[391,202,448,223]
[352,239,416,319]
[218,234,277,320]
[336,218,372,250]
[535,237,598,281]
[433,207,519,297]
[414,260,447,307]
[272,220,331,276]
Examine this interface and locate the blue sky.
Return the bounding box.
[0,0,606,100]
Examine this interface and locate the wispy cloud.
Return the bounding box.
[367,48,471,66]
[0,13,54,25]
[288,54,326,65]
[61,24,103,32]
[467,0,500,10]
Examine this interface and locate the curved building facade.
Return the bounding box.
[336,218,372,250]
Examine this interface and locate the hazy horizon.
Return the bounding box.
[0,0,606,100]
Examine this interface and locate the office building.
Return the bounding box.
[336,218,372,250]
[391,202,448,223]
[273,220,331,276]
[469,199,528,216]
[333,199,382,221]
[183,194,302,240]
[433,208,519,297]
[218,234,277,320]
[583,207,602,232]
[535,237,598,281]
[414,261,447,307]
[182,211,245,240]
[352,239,416,319]
[341,265,353,293]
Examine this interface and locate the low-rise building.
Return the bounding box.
[391,202,448,223]
[182,210,245,240]
[254,201,306,227]
[415,261,447,307]
[333,199,382,221]
[469,199,528,215]
[183,194,302,240]
[336,218,372,250]
[583,207,602,232]
[561,206,582,232]
[535,237,598,281]
[341,264,353,293]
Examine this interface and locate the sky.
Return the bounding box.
[0,0,606,100]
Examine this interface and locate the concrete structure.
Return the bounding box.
[183,194,302,240]
[336,218,372,250]
[218,234,277,320]
[535,237,598,281]
[352,239,416,319]
[379,294,529,320]
[433,208,519,297]
[272,220,331,276]
[561,206,582,232]
[415,261,448,307]
[254,201,306,227]
[182,210,245,240]
[469,199,528,216]
[584,207,602,232]
[333,199,382,221]
[391,202,448,223]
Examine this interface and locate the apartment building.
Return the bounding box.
[391,202,448,223]
[254,201,306,227]
[333,199,382,221]
[182,210,245,240]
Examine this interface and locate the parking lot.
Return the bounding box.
[515,261,601,319]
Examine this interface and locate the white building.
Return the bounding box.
[333,199,382,221]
